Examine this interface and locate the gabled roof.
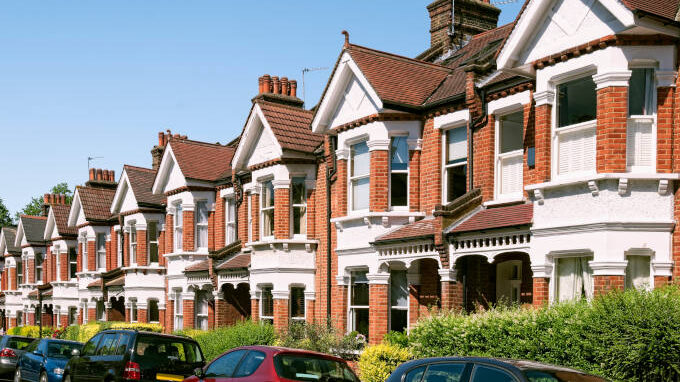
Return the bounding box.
[447,203,533,233]
[112,165,165,214]
[0,227,19,255]
[75,187,116,222]
[185,260,209,272]
[621,0,679,21]
[166,139,235,183]
[373,218,437,244]
[17,215,47,246]
[45,204,77,239]
[257,101,322,153]
[216,252,251,270]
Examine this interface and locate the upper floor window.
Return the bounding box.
[629,68,655,117]
[291,178,307,236]
[81,235,88,271]
[627,68,655,172]
[148,221,159,264]
[444,127,467,203]
[35,253,44,283]
[496,111,524,198]
[557,76,596,128]
[556,76,597,177]
[68,247,77,280]
[195,201,209,249]
[390,137,409,208]
[117,230,123,267]
[16,261,22,285]
[225,198,236,245]
[261,181,275,239]
[174,202,183,251]
[96,233,106,270]
[53,246,60,281]
[129,222,137,265]
[350,141,370,211]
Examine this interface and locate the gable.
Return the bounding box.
[68,191,84,227]
[232,104,284,171]
[111,172,139,214]
[245,118,281,168]
[152,145,188,194]
[44,209,57,240]
[329,74,380,128]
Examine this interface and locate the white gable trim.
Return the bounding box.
[43,208,57,240]
[497,0,635,71]
[67,189,83,227]
[311,51,383,133]
[111,169,137,214]
[232,103,284,171]
[14,219,26,248]
[0,230,7,255]
[151,144,185,195]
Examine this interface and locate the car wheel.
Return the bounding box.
[13,368,21,382]
[40,372,47,382]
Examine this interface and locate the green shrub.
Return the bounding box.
[276,321,339,354]
[409,286,680,382]
[177,320,275,361]
[59,322,163,343]
[383,331,409,348]
[358,344,412,382]
[7,326,56,338]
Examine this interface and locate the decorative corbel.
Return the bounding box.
[364,217,372,227]
[334,221,343,232]
[534,189,544,205]
[658,179,669,196]
[381,216,390,228]
[618,178,629,196]
[587,180,599,196]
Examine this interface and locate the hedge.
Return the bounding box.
[357,344,412,382]
[59,322,163,343]
[408,286,680,382]
[7,326,56,338]
[176,320,275,361]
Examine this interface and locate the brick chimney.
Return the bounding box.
[425,0,500,59]
[86,168,117,189]
[255,74,303,107]
[42,192,69,216]
[151,130,188,170]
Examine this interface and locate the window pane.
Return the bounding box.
[422,363,466,382]
[290,287,305,319]
[500,112,524,153]
[263,210,274,237]
[390,173,408,207]
[390,309,407,333]
[292,178,306,205]
[234,351,266,378]
[404,366,426,382]
[351,272,369,306]
[626,255,650,290]
[390,136,409,171]
[206,349,247,378]
[353,308,369,337]
[390,270,408,307]
[447,127,467,163]
[446,165,467,203]
[263,181,274,208]
[629,68,655,116]
[148,300,159,322]
[294,207,307,235]
[351,141,370,177]
[557,76,597,127]
[261,288,274,317]
[196,201,209,223]
[557,257,593,302]
[352,177,370,210]
[471,365,515,382]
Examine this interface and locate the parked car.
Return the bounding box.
[14,339,83,382]
[0,336,36,382]
[63,329,204,382]
[386,357,608,382]
[185,346,360,382]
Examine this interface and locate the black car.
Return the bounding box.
[386,357,609,382]
[0,336,36,381]
[63,329,204,382]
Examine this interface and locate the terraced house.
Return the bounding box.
[2,0,680,345]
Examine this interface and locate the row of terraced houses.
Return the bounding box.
[2,0,680,344]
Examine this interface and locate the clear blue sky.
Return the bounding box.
[0,0,522,216]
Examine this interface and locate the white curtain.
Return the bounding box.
[580,257,593,299]
[557,257,593,302]
[626,256,651,290]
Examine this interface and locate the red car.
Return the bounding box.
[184,346,360,382]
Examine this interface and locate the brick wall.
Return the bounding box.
[473,114,495,201]
[238,194,249,245]
[165,213,174,255]
[9,267,15,290]
[215,196,225,249]
[183,210,195,251]
[274,188,290,239]
[183,299,194,329]
[334,160,348,217]
[87,308,96,322]
[165,299,174,333]
[27,258,35,284]
[137,230,148,266]
[250,299,259,322]
[593,275,624,295]
[596,86,628,173]
[533,277,549,307]
[88,241,96,271]
[109,228,117,270]
[420,118,442,212]
[368,284,388,344]
[251,194,260,242]
[307,187,316,238]
[273,298,289,332]
[657,86,674,173]
[533,103,552,183]
[409,149,421,211]
[208,209,216,252]
[138,309,148,323]
[369,150,389,211]
[60,314,68,328]
[427,0,452,49]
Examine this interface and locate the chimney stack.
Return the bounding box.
[272,76,281,94]
[281,77,289,96]
[290,80,297,98]
[257,74,299,98]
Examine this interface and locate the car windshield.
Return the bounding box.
[274,354,360,382]
[134,335,203,365]
[524,369,609,382]
[47,342,83,358]
[7,338,33,350]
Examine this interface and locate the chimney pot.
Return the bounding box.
[180,135,187,140]
[262,74,272,93]
[158,132,165,146]
[44,194,50,204]
[96,168,103,181]
[281,77,289,96]
[89,168,95,181]
[272,76,281,94]
[290,80,297,98]
[258,76,264,94]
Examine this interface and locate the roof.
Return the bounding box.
[51,204,77,237]
[87,279,102,288]
[374,218,436,244]
[346,44,451,107]
[185,260,209,272]
[20,216,47,245]
[170,139,235,182]
[216,252,251,270]
[124,165,164,206]
[105,275,125,287]
[449,203,533,233]
[1,227,19,255]
[621,0,679,21]
[78,187,116,222]
[257,101,323,153]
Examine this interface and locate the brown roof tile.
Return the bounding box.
[124,165,164,207]
[621,0,679,21]
[449,203,533,233]
[257,101,323,154]
[87,279,102,288]
[374,218,437,243]
[170,140,235,182]
[78,187,116,221]
[185,260,209,272]
[105,275,125,287]
[51,204,77,237]
[216,253,251,270]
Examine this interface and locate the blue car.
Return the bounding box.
[14,339,83,382]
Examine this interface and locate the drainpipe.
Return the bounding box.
[325,136,338,326]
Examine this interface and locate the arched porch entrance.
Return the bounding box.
[218,283,251,327]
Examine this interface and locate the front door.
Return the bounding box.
[496,260,522,305]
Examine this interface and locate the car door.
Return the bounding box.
[19,340,41,382]
[89,333,119,381]
[71,333,103,382]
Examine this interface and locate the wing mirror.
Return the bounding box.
[71,348,80,357]
[33,350,42,356]
[193,367,205,379]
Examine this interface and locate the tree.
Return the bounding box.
[14,182,73,220]
[0,197,12,227]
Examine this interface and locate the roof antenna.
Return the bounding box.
[341,30,350,48]
[88,156,103,170]
[301,67,328,107]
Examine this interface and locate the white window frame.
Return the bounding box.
[148,221,159,264]
[348,270,369,336]
[35,253,43,283]
[173,290,183,330]
[260,286,274,324]
[16,259,23,286]
[129,221,137,266]
[96,300,105,321]
[389,270,409,333]
[117,230,123,267]
[441,124,468,204]
[348,140,370,213]
[290,177,307,238]
[130,299,138,323]
[389,135,410,210]
[82,302,88,324]
[54,245,60,282]
[68,247,78,280]
[550,254,594,303]
[96,233,106,271]
[494,108,525,201]
[260,181,275,240]
[148,299,160,323]
[174,202,183,251]
[195,200,209,250]
[289,286,306,322]
[225,198,236,245]
[247,194,253,243]
[195,291,209,330]
[626,66,657,173]
[625,251,653,291]
[81,234,88,271]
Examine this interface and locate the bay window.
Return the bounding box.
[68,307,77,326]
[291,178,307,236]
[555,256,593,302]
[496,111,524,198]
[290,287,305,322]
[627,68,655,172]
[350,141,370,211]
[174,202,183,251]
[68,247,77,280]
[81,236,88,271]
[129,222,137,265]
[148,300,159,323]
[173,290,183,330]
[444,127,467,203]
[96,233,106,270]
[349,270,369,336]
[196,201,209,249]
[390,270,408,333]
[556,76,597,177]
[35,253,43,283]
[148,221,159,263]
[225,198,236,244]
[625,255,651,290]
[261,181,275,239]
[390,136,409,208]
[195,291,210,330]
[260,286,274,324]
[16,260,22,286]
[131,300,138,322]
[96,300,105,321]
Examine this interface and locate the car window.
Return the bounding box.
[7,338,34,350]
[421,363,466,382]
[205,350,247,378]
[404,366,427,382]
[23,340,39,353]
[47,342,83,358]
[274,354,360,382]
[524,370,608,382]
[471,365,517,382]
[96,334,118,356]
[81,334,103,356]
[134,335,203,364]
[233,351,266,378]
[113,334,130,355]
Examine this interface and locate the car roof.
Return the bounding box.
[393,357,595,375]
[232,346,347,362]
[5,335,34,340]
[100,329,198,342]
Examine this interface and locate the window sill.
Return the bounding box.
[330,211,425,224]
[526,172,680,192]
[484,195,525,207]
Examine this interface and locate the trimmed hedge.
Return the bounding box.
[7,326,56,338]
[60,322,163,343]
[176,320,275,361]
[409,286,680,382]
[358,344,412,382]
